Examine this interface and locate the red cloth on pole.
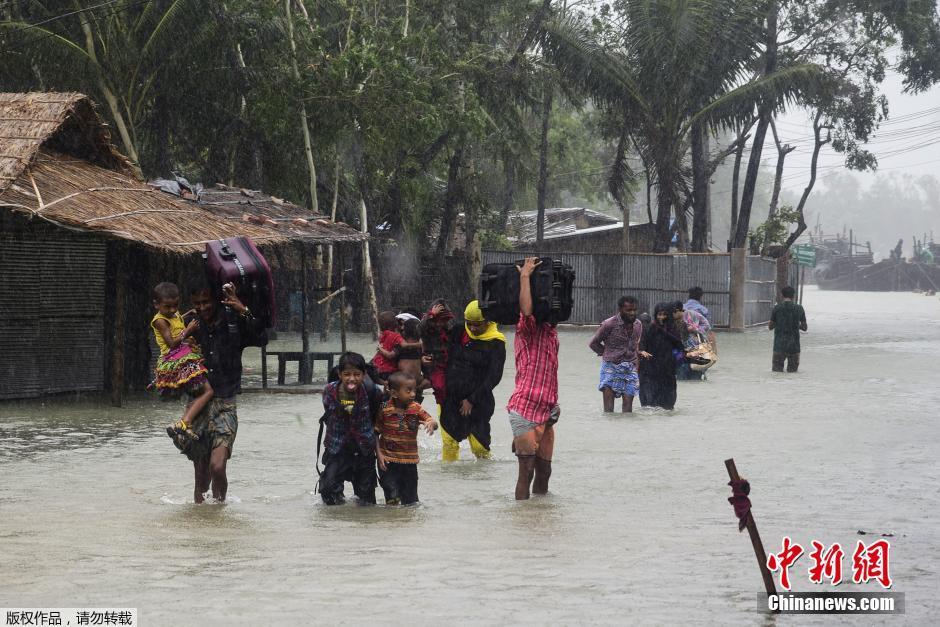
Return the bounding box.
[728,479,752,532]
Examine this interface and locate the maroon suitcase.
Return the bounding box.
[204,237,277,327]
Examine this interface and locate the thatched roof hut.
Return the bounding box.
[0,92,366,253]
[0,92,366,402]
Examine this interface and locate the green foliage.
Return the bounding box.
[1,0,938,258]
[479,230,513,251]
[749,205,802,252]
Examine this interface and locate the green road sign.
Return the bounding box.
[792,244,816,267]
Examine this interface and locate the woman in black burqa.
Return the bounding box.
[438,300,506,460]
[638,302,686,410]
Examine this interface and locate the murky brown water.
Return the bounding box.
[1,287,938,624]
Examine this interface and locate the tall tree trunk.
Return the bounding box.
[285,0,319,212]
[435,148,463,260]
[782,111,829,251]
[609,123,631,252]
[690,122,709,252]
[359,193,379,339]
[732,0,778,248]
[536,84,553,244]
[403,0,410,37]
[730,134,746,245]
[767,119,795,222]
[76,13,141,177]
[653,158,675,252]
[631,136,654,224]
[321,154,341,340]
[675,195,691,252]
[499,156,514,231]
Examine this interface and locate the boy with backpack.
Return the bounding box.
[317,352,383,505]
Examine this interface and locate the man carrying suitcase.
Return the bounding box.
[507,257,560,500]
[185,282,266,502]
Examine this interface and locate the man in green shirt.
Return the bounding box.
[768,286,807,372]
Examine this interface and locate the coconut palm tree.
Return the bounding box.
[542,0,820,251]
[1,1,204,177]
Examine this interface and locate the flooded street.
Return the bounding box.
[1,287,938,624]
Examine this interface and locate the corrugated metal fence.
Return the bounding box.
[745,255,777,327]
[481,250,786,327]
[482,251,734,326]
[0,236,107,399]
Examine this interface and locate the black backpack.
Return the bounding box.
[315,376,384,478]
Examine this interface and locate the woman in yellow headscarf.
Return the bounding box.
[439,300,507,461]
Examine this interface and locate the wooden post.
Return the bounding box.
[339,278,348,353]
[261,345,268,389]
[774,253,789,304]
[725,458,777,599]
[299,243,311,384]
[799,266,805,304]
[729,247,746,330]
[110,244,127,407]
[469,232,483,299]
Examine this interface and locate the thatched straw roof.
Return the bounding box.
[0,92,133,186]
[158,182,367,246]
[0,92,366,253]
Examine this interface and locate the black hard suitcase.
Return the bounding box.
[479,257,575,325]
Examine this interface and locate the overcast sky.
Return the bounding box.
[771,67,940,195]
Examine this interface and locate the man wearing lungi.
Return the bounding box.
[589,296,643,413]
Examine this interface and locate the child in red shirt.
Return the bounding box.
[373,311,403,383]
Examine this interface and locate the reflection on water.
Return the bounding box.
[2,288,940,623]
[0,395,180,460]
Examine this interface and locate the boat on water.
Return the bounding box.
[816,258,940,291]
[812,233,940,292]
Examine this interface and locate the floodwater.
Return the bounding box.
[1,287,938,625]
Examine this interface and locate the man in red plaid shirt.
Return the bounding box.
[507,257,560,500]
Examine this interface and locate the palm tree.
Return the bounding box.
[543,0,820,252]
[2,1,202,177]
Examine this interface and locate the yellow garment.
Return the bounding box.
[463,300,506,343]
[440,426,492,461]
[468,435,491,459]
[151,311,185,356]
[441,425,460,462]
[464,300,486,322]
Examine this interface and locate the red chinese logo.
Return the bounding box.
[766,536,804,590]
[767,537,892,589]
[852,539,892,588]
[808,541,844,585]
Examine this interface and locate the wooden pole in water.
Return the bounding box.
[300,243,311,384]
[110,244,127,408]
[340,271,348,353]
[799,266,805,304]
[725,458,777,599]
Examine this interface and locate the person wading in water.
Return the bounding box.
[507,258,560,500]
[439,300,506,461]
[185,283,265,503]
[589,296,642,412]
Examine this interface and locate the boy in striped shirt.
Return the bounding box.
[376,371,438,505]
